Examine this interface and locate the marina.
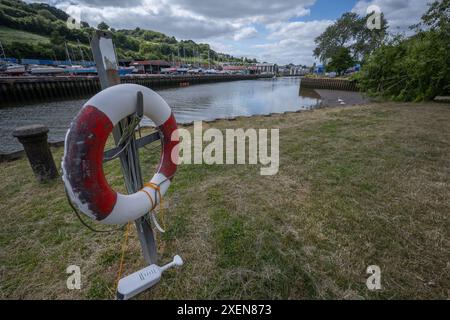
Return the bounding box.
[0,76,320,154]
[0,73,273,106]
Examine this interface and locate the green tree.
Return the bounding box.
[97,21,110,30]
[326,47,354,75]
[50,30,65,45]
[357,1,450,101]
[314,12,388,63]
[37,9,56,21]
[415,0,449,31]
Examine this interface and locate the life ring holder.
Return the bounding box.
[62,84,179,225]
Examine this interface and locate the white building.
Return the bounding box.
[278,64,309,76]
[255,63,278,74]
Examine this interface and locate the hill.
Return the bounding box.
[0,0,253,65]
[0,26,49,44]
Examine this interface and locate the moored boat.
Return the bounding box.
[2,63,26,75]
[29,65,65,75]
[63,66,135,76]
[204,69,218,74]
[64,65,97,75]
[118,66,135,76]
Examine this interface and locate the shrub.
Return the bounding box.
[357,30,449,101]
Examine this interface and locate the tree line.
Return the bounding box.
[313,0,449,101]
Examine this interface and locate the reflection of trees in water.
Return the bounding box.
[299,86,322,108]
[299,87,321,99]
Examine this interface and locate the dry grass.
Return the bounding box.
[0,102,449,299]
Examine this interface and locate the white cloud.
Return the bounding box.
[352,0,429,33]
[254,20,334,65]
[35,0,315,41]
[171,0,314,21]
[233,27,258,41]
[47,1,239,39]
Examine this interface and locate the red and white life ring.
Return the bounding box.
[62,84,179,225]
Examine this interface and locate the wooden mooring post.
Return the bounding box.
[12,124,58,182]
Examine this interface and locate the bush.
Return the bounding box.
[357,0,450,101]
[357,30,450,101]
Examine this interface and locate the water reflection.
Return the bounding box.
[148,77,320,124]
[0,77,320,153]
[298,87,322,100]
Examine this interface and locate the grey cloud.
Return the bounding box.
[27,0,144,7]
[77,0,144,7]
[171,0,315,19]
[77,5,237,39]
[29,0,315,41]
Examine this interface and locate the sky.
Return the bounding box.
[30,0,430,65]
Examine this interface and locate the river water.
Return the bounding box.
[0,77,320,153]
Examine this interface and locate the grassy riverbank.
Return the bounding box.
[1,102,449,299]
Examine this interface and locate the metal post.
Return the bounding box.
[0,40,6,60]
[90,30,158,265]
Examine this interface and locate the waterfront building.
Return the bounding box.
[255,63,278,75]
[222,65,249,74]
[130,60,172,74]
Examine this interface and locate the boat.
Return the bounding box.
[2,63,26,75]
[29,65,65,75]
[118,66,136,76]
[63,66,135,76]
[204,69,218,74]
[161,67,177,74]
[64,65,97,75]
[187,68,203,74]
[176,67,189,74]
